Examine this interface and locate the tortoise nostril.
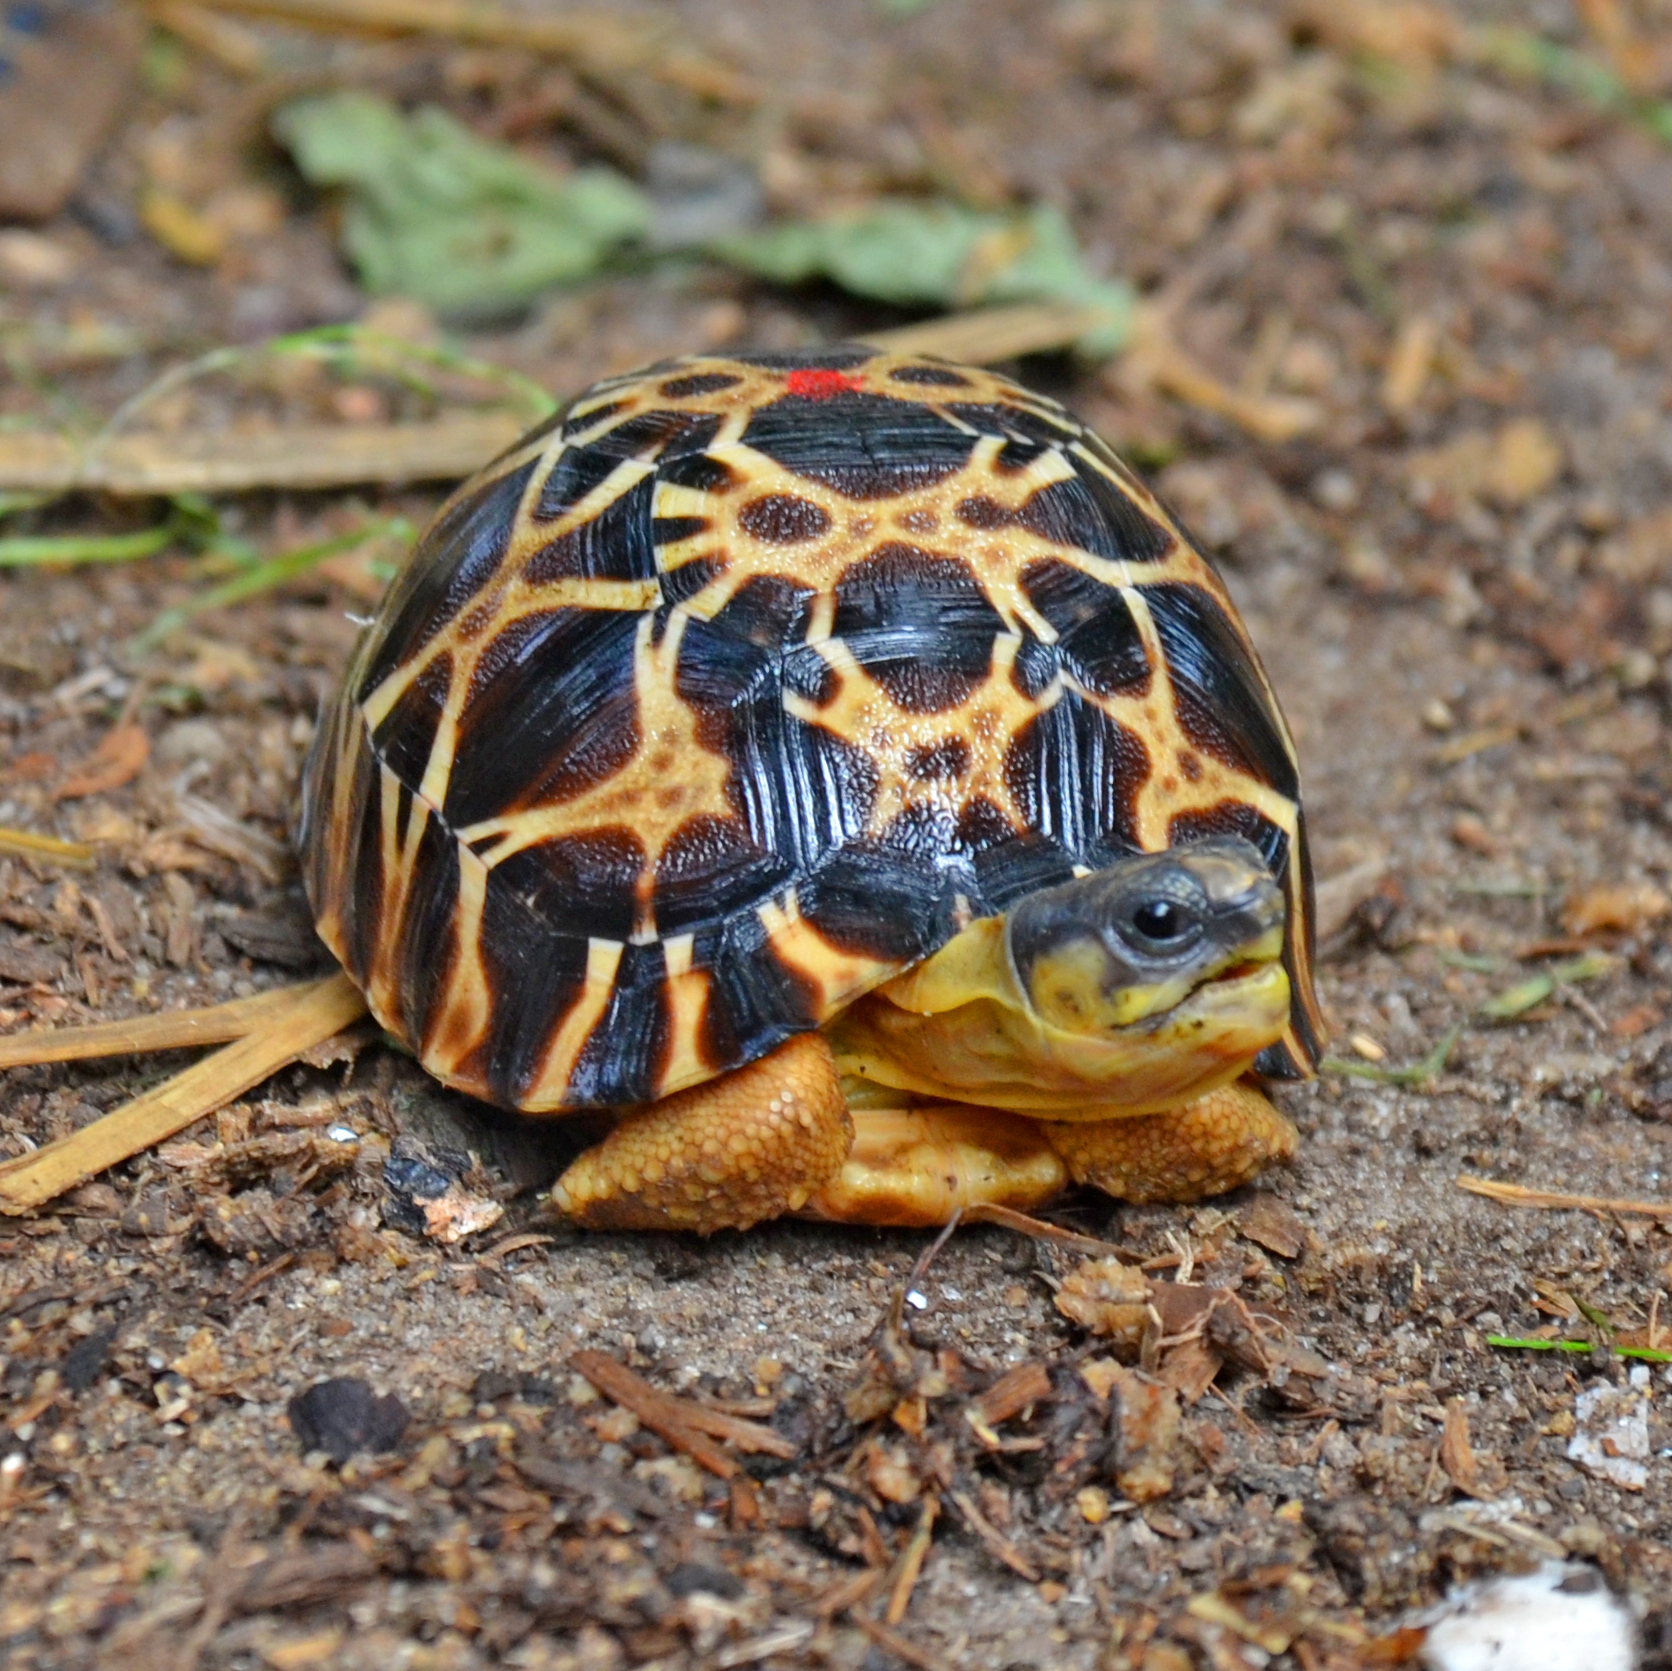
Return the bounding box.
[1132,901,1185,941]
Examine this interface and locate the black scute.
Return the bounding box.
[565,942,671,1106]
[833,544,1004,714]
[732,347,876,369]
[798,839,957,964]
[471,871,589,1108]
[1145,583,1298,799]
[1016,472,1173,566]
[369,652,452,789]
[396,803,462,1050]
[567,408,723,461]
[696,912,822,1073]
[357,459,537,699]
[525,474,656,584]
[1020,560,1151,697]
[443,610,639,827]
[1003,693,1148,858]
[741,393,976,498]
[534,446,624,523]
[654,815,794,937]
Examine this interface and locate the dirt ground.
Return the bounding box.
[4,0,1672,1665]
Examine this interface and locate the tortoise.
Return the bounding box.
[299,346,1325,1233]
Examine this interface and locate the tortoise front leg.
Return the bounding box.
[550,1033,853,1233]
[1042,1080,1298,1204]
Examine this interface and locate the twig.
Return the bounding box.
[226,1250,296,1308]
[945,1487,1040,1582]
[1458,1174,1672,1217]
[0,827,96,871]
[568,1350,795,1478]
[851,1612,957,1671]
[972,1360,1052,1426]
[0,413,527,497]
[960,1201,1133,1259]
[185,0,761,102]
[811,1568,884,1616]
[886,1495,938,1625]
[0,973,367,1214]
[177,1508,250,1671]
[862,301,1119,364]
[0,984,314,1069]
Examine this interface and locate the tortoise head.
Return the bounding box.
[1007,838,1287,1037]
[834,837,1294,1117]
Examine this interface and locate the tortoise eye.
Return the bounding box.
[1131,901,1185,942]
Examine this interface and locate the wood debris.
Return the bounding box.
[568,1350,795,1480]
[1457,1174,1672,1217]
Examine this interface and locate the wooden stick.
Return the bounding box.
[944,1488,1040,1582]
[0,307,1124,502]
[1457,1174,1672,1217]
[568,1350,797,1478]
[885,1495,938,1626]
[851,1613,956,1671]
[972,1360,1053,1427]
[0,983,315,1069]
[0,413,526,498]
[0,827,96,870]
[0,973,366,1215]
[960,1201,1133,1259]
[185,0,761,102]
[862,301,1120,364]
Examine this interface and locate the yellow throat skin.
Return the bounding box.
[824,909,1292,1120]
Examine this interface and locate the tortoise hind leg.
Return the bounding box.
[550,1033,853,1234]
[1042,1081,1297,1204]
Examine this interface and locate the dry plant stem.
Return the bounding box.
[1457,1173,1672,1217]
[960,1200,1133,1259]
[0,827,96,870]
[944,1489,1040,1581]
[0,309,1109,500]
[0,413,526,497]
[0,984,313,1068]
[886,1496,939,1626]
[851,1613,956,1671]
[861,302,1118,364]
[568,1350,795,1478]
[185,0,760,101]
[0,973,366,1215]
[1115,304,1323,443]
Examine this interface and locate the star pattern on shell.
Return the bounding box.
[300,347,1323,1112]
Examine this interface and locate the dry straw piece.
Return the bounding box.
[0,973,367,1215]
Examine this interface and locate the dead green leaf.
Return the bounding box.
[713,202,1134,356]
[273,92,650,318]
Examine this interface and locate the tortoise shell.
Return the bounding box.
[300,346,1323,1113]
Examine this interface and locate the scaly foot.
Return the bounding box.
[1043,1080,1297,1203]
[550,1032,852,1233]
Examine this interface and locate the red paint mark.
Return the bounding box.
[785,368,865,399]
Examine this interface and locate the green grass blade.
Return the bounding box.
[131,516,412,652]
[0,526,177,567]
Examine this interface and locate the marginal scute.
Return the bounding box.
[1146,582,1298,798]
[357,457,537,699]
[445,610,640,824]
[301,345,1319,1114]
